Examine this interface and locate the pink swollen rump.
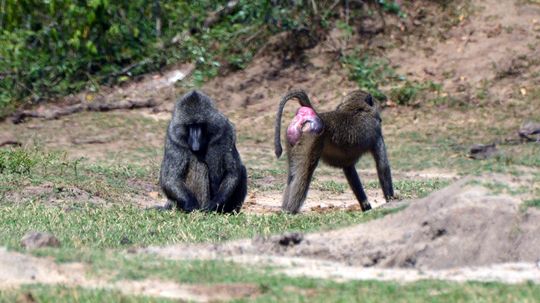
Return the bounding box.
[286,107,323,145]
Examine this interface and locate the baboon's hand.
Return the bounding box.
[200,200,219,212]
[181,198,200,213]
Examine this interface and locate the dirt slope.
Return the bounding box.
[389,0,540,101]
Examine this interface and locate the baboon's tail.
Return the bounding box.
[274,90,315,158]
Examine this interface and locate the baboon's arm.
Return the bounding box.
[160,146,198,210]
[203,148,244,211]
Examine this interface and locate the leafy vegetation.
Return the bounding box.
[0,0,406,117]
[342,53,397,101]
[389,80,442,105]
[342,52,448,105]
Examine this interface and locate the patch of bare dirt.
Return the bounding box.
[227,256,540,284]
[3,182,106,206]
[140,175,540,279]
[241,187,388,214]
[115,280,260,302]
[2,180,164,209]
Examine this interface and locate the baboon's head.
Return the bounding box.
[169,90,221,153]
[336,90,380,119]
[174,90,217,124]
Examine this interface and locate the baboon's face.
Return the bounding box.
[286,106,323,145]
[186,123,208,153]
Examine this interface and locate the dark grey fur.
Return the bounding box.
[158,90,247,213]
[275,89,394,214]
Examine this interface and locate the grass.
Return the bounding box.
[1,263,540,303]
[0,203,399,252]
[0,147,158,204]
[379,122,540,175]
[342,53,398,101]
[522,199,540,210]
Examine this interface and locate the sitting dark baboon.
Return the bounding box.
[275,89,394,213]
[157,90,247,213]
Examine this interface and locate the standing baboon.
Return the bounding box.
[157,90,247,213]
[275,89,394,213]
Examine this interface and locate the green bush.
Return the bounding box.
[0,0,403,117]
[0,1,313,116]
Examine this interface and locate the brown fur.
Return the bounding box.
[275,89,394,213]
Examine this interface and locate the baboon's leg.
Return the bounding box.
[373,137,394,201]
[282,135,323,214]
[282,159,319,214]
[219,165,248,213]
[343,166,372,211]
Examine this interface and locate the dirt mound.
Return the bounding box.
[142,175,540,271]
[259,176,540,270]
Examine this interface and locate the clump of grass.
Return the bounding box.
[0,148,41,174]
[0,147,157,204]
[389,81,442,105]
[521,199,540,210]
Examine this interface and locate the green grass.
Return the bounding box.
[313,180,348,194]
[522,199,540,210]
[0,147,158,204]
[342,53,398,101]
[379,128,540,175]
[393,179,451,199]
[0,203,400,253]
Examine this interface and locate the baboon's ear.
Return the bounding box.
[365,94,374,106]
